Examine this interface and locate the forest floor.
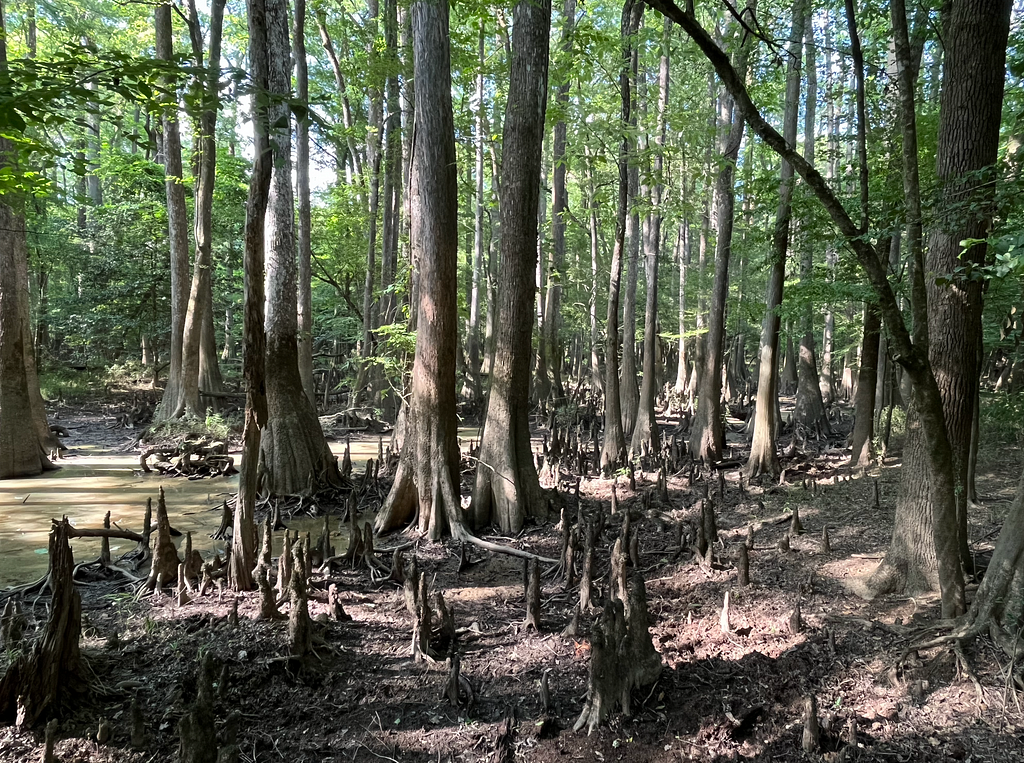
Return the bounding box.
[2,388,1024,763]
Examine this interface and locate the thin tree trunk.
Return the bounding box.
[689,9,752,465]
[630,17,670,458]
[467,19,486,402]
[541,0,575,405]
[600,0,642,475]
[793,7,829,432]
[155,1,191,421]
[295,0,315,405]
[745,0,805,479]
[231,0,273,591]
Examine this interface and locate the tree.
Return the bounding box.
[870,0,1012,597]
[600,0,643,476]
[153,1,190,421]
[294,0,314,405]
[537,0,576,406]
[745,0,805,479]
[259,0,339,498]
[471,0,551,535]
[630,16,669,459]
[374,0,464,540]
[230,0,274,592]
[688,7,751,465]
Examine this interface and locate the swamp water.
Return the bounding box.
[0,439,382,587]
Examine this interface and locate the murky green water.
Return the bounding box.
[0,438,383,587]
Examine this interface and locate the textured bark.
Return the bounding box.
[792,13,829,432]
[154,3,191,421]
[540,0,575,404]
[600,0,643,475]
[689,14,751,465]
[620,171,640,438]
[261,0,338,497]
[630,18,670,459]
[587,152,604,394]
[467,20,486,401]
[745,0,805,479]
[968,467,1024,636]
[230,0,273,592]
[0,519,82,725]
[294,0,314,405]
[471,0,550,535]
[850,298,882,467]
[374,0,464,540]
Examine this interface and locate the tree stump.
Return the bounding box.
[178,654,217,763]
[0,518,83,726]
[574,571,662,733]
[141,487,181,594]
[524,557,541,631]
[737,543,750,586]
[288,544,311,663]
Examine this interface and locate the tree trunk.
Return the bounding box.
[540,0,575,405]
[630,17,669,458]
[260,0,339,497]
[0,190,49,477]
[690,14,751,465]
[600,0,642,475]
[745,0,805,479]
[154,2,191,421]
[231,0,274,592]
[471,0,551,535]
[849,298,882,467]
[873,0,1010,592]
[792,11,829,432]
[294,0,315,406]
[587,149,603,395]
[374,0,465,540]
[467,19,486,402]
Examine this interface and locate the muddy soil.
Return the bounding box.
[1,397,1023,763]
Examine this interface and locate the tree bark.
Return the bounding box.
[471,0,551,535]
[295,0,315,405]
[873,0,1011,589]
[745,0,805,479]
[792,8,829,432]
[630,17,670,458]
[374,0,465,540]
[540,0,576,405]
[154,2,191,421]
[231,0,274,592]
[600,0,643,475]
[689,9,752,465]
[260,0,338,497]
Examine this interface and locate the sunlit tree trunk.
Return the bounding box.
[294,0,315,405]
[471,0,551,534]
[689,10,752,465]
[375,0,464,540]
[745,0,805,479]
[154,1,190,421]
[260,0,338,497]
[231,0,273,591]
[630,17,670,458]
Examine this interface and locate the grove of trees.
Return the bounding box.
[3,0,1024,754]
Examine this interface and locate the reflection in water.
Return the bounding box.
[0,438,385,587]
